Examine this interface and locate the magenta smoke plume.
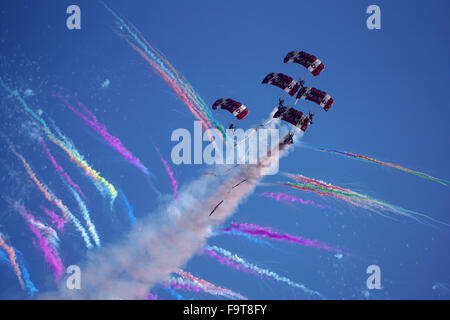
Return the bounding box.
[55,93,150,176]
[155,147,179,200]
[223,222,350,256]
[40,205,65,231]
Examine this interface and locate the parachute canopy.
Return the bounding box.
[296,87,334,111]
[284,51,325,76]
[212,98,249,120]
[273,107,310,132]
[262,73,300,96]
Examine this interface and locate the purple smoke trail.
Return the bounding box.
[8,200,65,282]
[225,222,350,256]
[40,205,65,231]
[145,293,158,300]
[27,223,65,282]
[40,138,87,201]
[203,249,259,276]
[55,93,150,176]
[155,147,179,200]
[169,282,202,293]
[259,192,329,209]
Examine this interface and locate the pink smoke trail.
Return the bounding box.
[155,147,179,200]
[175,269,247,300]
[145,293,158,300]
[222,222,350,256]
[259,192,329,209]
[169,280,202,293]
[40,205,65,231]
[54,93,150,176]
[203,249,259,276]
[40,138,87,201]
[8,200,65,282]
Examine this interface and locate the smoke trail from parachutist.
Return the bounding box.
[0,233,25,290]
[5,198,65,281]
[0,78,117,204]
[40,134,87,201]
[216,228,274,248]
[55,93,151,176]
[119,192,137,225]
[259,191,330,209]
[206,245,325,299]
[42,133,291,299]
[203,249,260,275]
[220,222,350,256]
[306,145,449,186]
[175,269,247,300]
[103,4,226,143]
[279,173,449,227]
[145,293,158,300]
[0,241,38,296]
[5,139,93,248]
[40,206,65,231]
[155,147,179,200]
[64,180,101,248]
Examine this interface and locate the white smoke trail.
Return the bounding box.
[41,133,291,299]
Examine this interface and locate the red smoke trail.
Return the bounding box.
[0,234,25,289]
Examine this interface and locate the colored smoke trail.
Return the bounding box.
[220,223,350,256]
[103,4,227,142]
[0,244,38,296]
[259,191,329,209]
[145,293,158,300]
[64,180,101,248]
[155,147,179,200]
[56,93,151,176]
[26,222,65,282]
[15,250,39,297]
[0,78,117,204]
[217,228,274,248]
[279,173,449,227]
[176,269,247,300]
[40,206,65,231]
[0,233,25,290]
[5,139,93,248]
[42,133,292,299]
[308,146,449,186]
[168,278,202,293]
[5,197,60,249]
[165,287,187,300]
[40,137,87,201]
[203,249,260,276]
[5,198,64,281]
[119,192,137,225]
[206,245,325,299]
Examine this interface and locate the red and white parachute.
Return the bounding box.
[273,107,310,132]
[296,87,334,111]
[262,73,300,96]
[212,98,249,120]
[284,51,325,76]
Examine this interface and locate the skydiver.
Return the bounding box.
[299,78,306,88]
[308,111,315,125]
[285,131,294,145]
[228,123,235,131]
[277,97,287,113]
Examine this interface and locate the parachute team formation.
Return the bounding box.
[0,5,448,300]
[213,50,334,142]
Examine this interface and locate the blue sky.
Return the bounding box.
[0,0,449,299]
